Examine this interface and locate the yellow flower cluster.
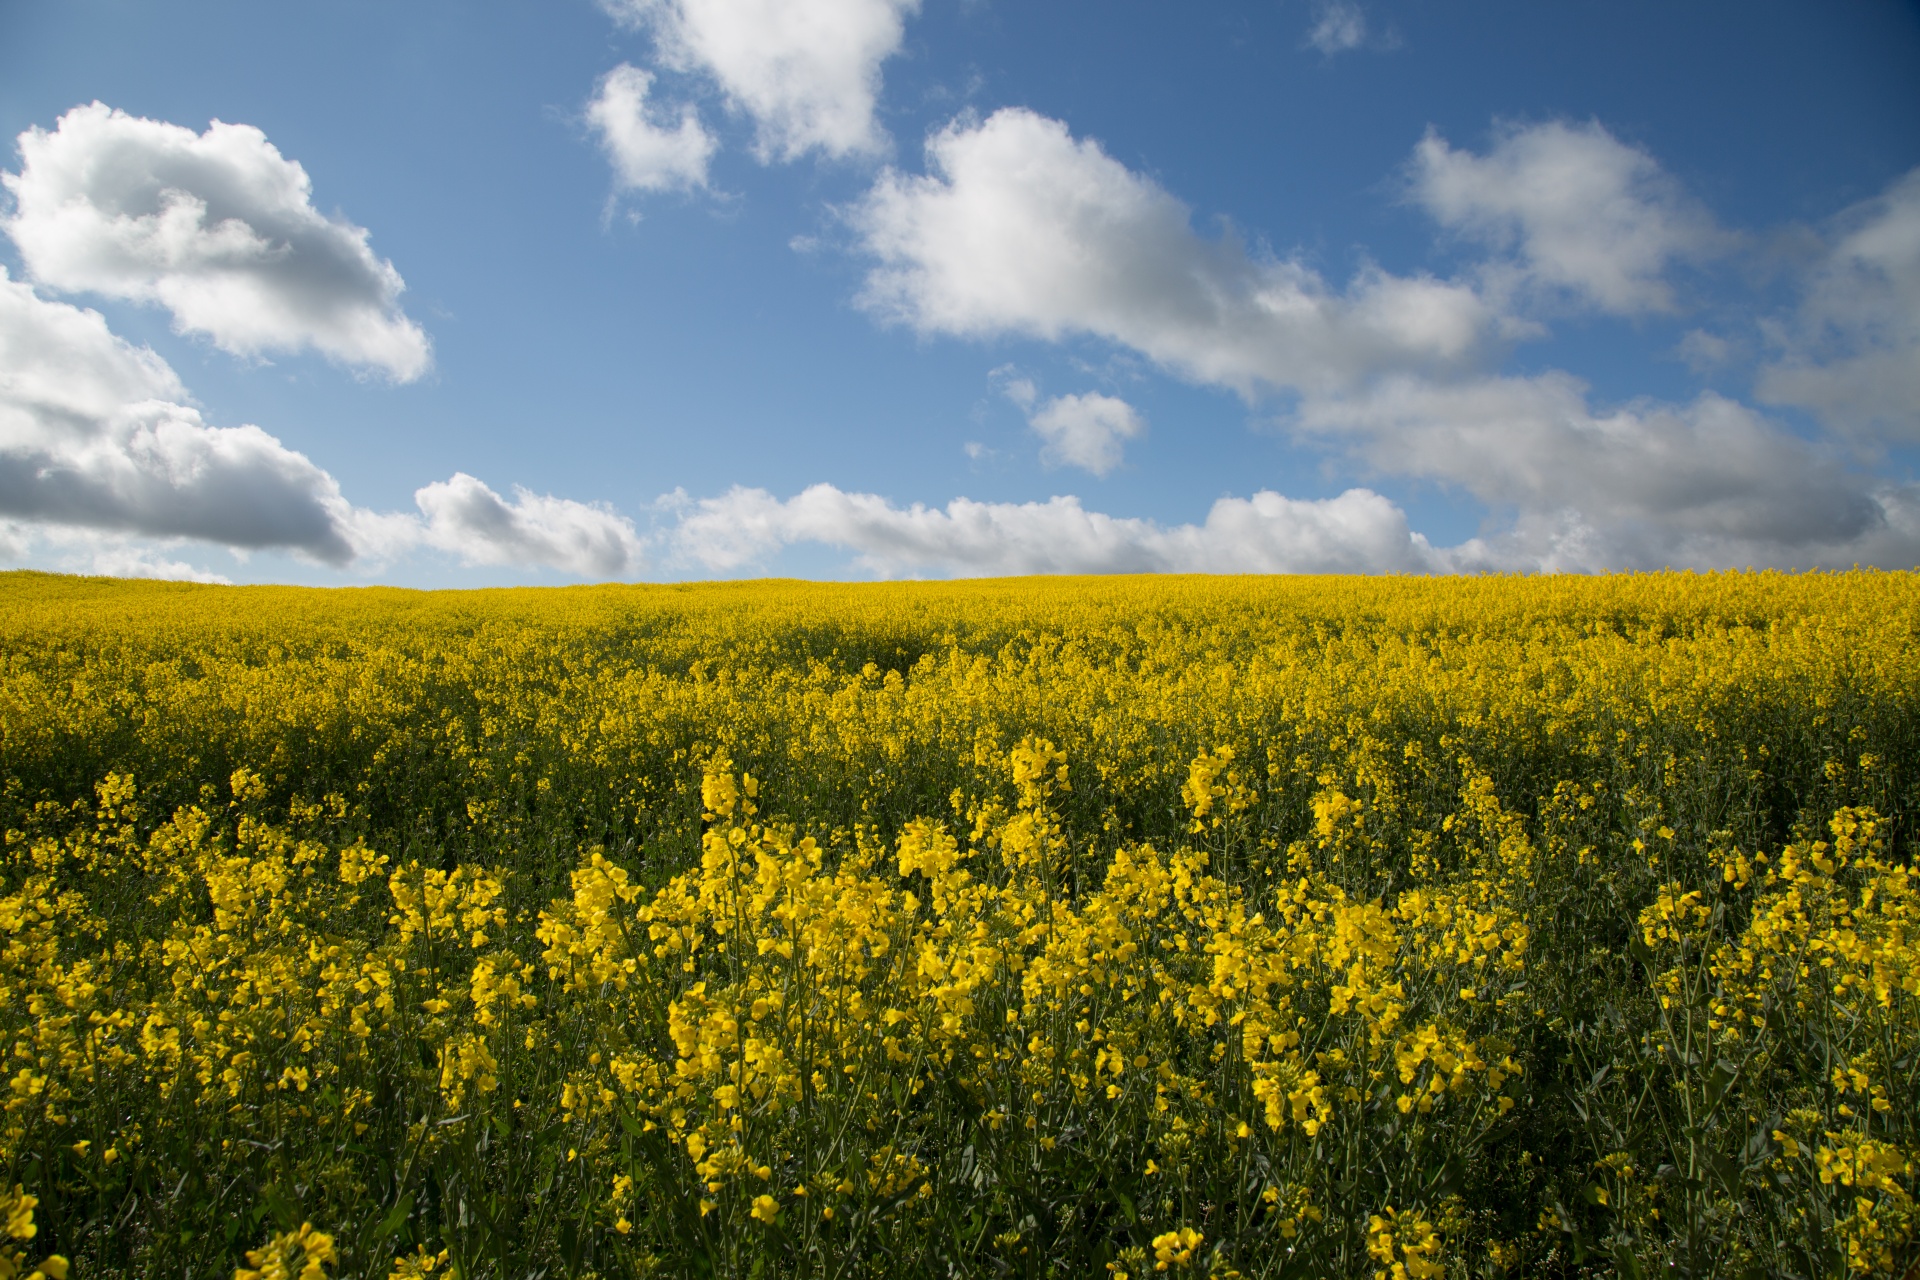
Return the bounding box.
[0,569,1913,1277]
[1150,1226,1204,1270]
[525,740,1530,1266]
[1623,807,1920,1273]
[233,1224,334,1280]
[0,1186,67,1280]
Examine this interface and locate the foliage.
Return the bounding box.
[0,569,1916,1277]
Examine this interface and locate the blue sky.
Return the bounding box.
[2,0,1917,583]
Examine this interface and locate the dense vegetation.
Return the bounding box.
[1,570,1915,1279]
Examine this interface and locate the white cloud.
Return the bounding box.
[0,242,648,581]
[1442,491,1920,574]
[669,481,1442,576]
[0,520,235,582]
[70,539,234,583]
[1306,1,1368,54]
[588,63,718,194]
[0,267,362,563]
[1676,328,1735,372]
[602,0,918,162]
[1295,372,1907,569]
[4,102,430,380]
[413,472,647,578]
[997,372,1038,411]
[0,266,642,580]
[1411,120,1723,314]
[1757,168,1920,441]
[835,111,1920,571]
[852,108,1500,397]
[1028,392,1145,476]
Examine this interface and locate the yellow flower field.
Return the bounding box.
[0,569,1915,1278]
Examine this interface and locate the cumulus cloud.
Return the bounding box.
[996,372,1038,412]
[1411,120,1723,315]
[852,108,1500,397]
[1027,392,1145,476]
[69,537,234,583]
[1448,493,1920,574]
[671,374,1904,578]
[601,0,918,162]
[668,481,1442,576]
[1296,372,1910,569]
[0,402,362,564]
[0,520,236,582]
[588,63,717,194]
[821,110,1918,574]
[4,102,430,380]
[0,266,645,580]
[0,267,361,562]
[1757,168,1920,441]
[1305,1,1369,55]
[413,473,647,578]
[1676,328,1735,372]
[0,103,672,581]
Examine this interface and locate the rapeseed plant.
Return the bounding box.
[0,570,1913,1276]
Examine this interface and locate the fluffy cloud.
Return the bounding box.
[602,0,917,162]
[840,113,1920,574]
[852,108,1499,396]
[1027,392,1145,476]
[4,102,430,380]
[1306,1,1369,55]
[413,473,647,578]
[0,106,650,581]
[1676,328,1736,372]
[0,267,361,563]
[1411,121,1723,314]
[0,266,644,580]
[85,546,233,582]
[1296,372,1909,569]
[1757,168,1920,441]
[1443,493,1920,575]
[669,482,1442,576]
[46,530,235,583]
[0,519,238,582]
[588,64,717,194]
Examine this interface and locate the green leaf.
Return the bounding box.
[377,1193,415,1240]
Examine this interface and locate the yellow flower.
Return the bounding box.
[387,1246,451,1279]
[3,1187,37,1242]
[234,1223,336,1280]
[1151,1227,1203,1270]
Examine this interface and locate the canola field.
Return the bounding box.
[1,569,1916,1280]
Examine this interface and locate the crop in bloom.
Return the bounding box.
[0,569,1913,1276]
